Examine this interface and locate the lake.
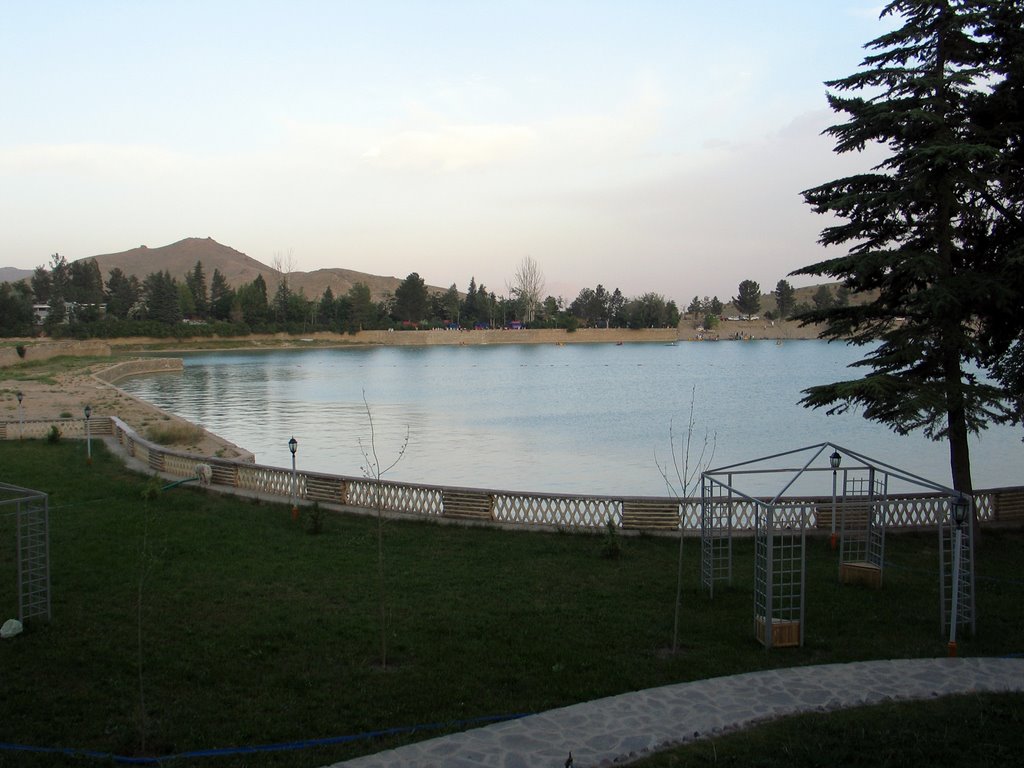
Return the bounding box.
[117,340,1023,497]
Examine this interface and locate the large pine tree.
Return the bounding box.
[793,0,1021,493]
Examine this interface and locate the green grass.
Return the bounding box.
[0,441,1022,767]
[631,692,1024,767]
[1,354,112,380]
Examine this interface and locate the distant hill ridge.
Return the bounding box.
[0,237,439,302]
[3,237,856,310]
[86,237,434,301]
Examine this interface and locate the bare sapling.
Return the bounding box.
[655,385,716,655]
[358,392,409,670]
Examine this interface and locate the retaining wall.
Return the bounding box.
[4,415,1019,534]
[92,357,184,384]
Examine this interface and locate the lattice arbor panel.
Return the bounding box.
[493,493,620,529]
[839,470,886,588]
[700,476,733,598]
[973,492,996,523]
[237,466,294,497]
[940,497,976,638]
[680,500,701,530]
[346,480,443,516]
[754,503,806,650]
[882,494,944,528]
[0,483,51,624]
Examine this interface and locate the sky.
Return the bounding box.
[0,1,896,302]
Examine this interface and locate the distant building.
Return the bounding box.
[32,302,106,325]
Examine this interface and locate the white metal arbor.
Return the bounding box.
[701,443,973,650]
[0,481,51,624]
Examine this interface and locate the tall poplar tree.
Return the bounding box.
[793,0,1020,493]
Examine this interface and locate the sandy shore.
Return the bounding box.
[1,357,251,460]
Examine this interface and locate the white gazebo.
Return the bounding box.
[700,443,975,650]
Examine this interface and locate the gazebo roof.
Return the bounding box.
[702,442,963,505]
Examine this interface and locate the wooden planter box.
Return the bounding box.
[755,616,801,648]
[839,561,883,589]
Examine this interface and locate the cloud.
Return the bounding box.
[361,122,538,172]
[277,75,669,175]
[0,143,188,178]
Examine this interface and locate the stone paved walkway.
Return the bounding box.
[326,657,1024,768]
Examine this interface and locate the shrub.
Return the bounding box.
[140,477,161,501]
[146,422,205,446]
[600,517,621,559]
[306,502,324,535]
[46,425,61,444]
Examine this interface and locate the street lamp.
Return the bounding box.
[288,436,299,520]
[829,450,842,550]
[16,391,23,440]
[84,405,92,464]
[948,494,970,657]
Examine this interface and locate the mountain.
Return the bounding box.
[0,267,32,285]
[84,237,439,300]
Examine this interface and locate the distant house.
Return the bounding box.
[32,304,50,325]
[32,302,105,325]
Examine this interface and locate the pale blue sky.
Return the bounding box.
[1,1,893,300]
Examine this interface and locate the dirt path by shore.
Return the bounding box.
[0,357,251,460]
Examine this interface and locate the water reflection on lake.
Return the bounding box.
[117,341,1023,497]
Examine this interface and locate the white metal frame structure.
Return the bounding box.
[0,481,51,623]
[701,443,972,650]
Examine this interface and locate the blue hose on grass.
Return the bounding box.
[0,712,531,764]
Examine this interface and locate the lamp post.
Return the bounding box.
[84,404,92,464]
[289,436,299,521]
[948,494,969,657]
[829,450,841,550]
[16,391,23,440]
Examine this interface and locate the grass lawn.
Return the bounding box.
[0,440,1022,767]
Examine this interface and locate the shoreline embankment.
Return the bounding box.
[1,319,818,362]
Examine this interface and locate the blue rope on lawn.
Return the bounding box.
[0,712,532,764]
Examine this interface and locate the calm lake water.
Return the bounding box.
[117,341,1023,497]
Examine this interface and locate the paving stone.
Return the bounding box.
[325,658,1024,768]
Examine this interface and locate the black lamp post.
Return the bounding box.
[289,436,299,520]
[84,404,92,465]
[829,450,842,550]
[952,495,969,528]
